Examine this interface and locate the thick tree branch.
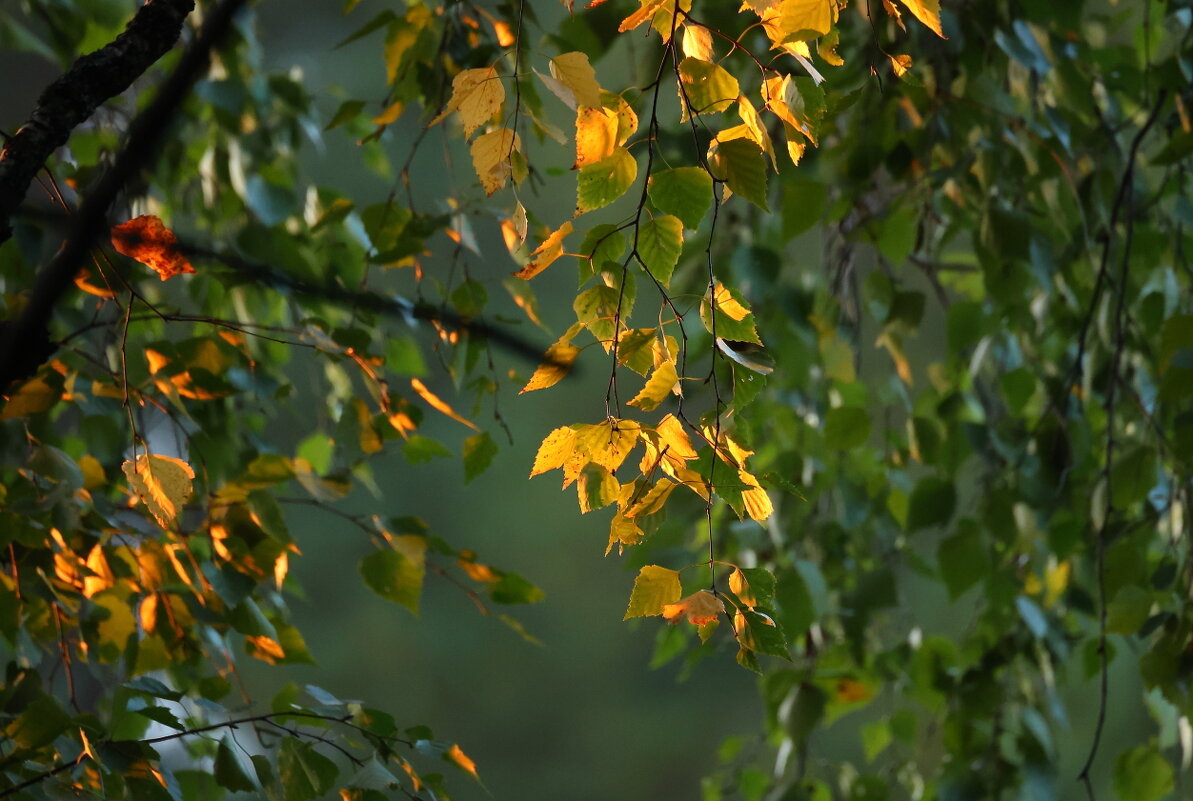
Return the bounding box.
[0,0,248,393]
[0,0,195,244]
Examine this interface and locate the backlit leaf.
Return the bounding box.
[678,57,739,119]
[701,283,761,344]
[624,565,682,618]
[446,744,480,781]
[897,0,945,37]
[628,361,678,411]
[578,463,619,513]
[428,67,505,138]
[470,127,521,195]
[513,220,574,280]
[549,52,602,109]
[662,590,725,625]
[122,454,195,529]
[574,106,619,168]
[521,341,580,394]
[111,215,195,280]
[360,541,425,615]
[576,147,638,214]
[682,24,713,60]
[410,378,478,430]
[531,427,578,477]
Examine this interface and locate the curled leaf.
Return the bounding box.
[111,215,195,281]
[662,590,725,625]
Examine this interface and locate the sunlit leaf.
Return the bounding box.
[470,127,521,195]
[677,57,739,119]
[549,52,602,109]
[122,454,195,529]
[574,106,620,168]
[576,147,638,214]
[521,341,580,394]
[428,67,505,138]
[624,565,682,618]
[708,138,768,210]
[627,361,678,411]
[111,215,195,280]
[513,220,574,279]
[897,0,945,37]
[662,590,725,625]
[410,378,479,430]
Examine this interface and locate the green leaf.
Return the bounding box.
[624,565,682,619]
[6,694,70,749]
[403,434,452,464]
[490,572,546,605]
[1111,447,1157,509]
[636,215,684,287]
[575,224,627,284]
[215,734,259,792]
[822,406,870,450]
[937,520,987,599]
[648,167,712,229]
[737,610,790,659]
[905,477,956,531]
[462,432,498,484]
[678,57,739,116]
[360,544,425,615]
[1113,744,1173,801]
[135,705,185,730]
[709,138,768,210]
[278,739,338,801]
[576,148,637,214]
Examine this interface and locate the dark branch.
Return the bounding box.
[0,0,196,244]
[0,0,249,393]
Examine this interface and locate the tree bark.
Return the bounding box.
[0,0,195,244]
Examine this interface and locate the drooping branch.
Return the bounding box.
[0,0,196,244]
[0,0,248,393]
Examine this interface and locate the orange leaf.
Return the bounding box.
[512,220,573,280]
[409,378,479,430]
[445,744,480,780]
[662,590,725,625]
[111,215,195,281]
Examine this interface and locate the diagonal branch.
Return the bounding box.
[0,0,196,244]
[0,0,249,393]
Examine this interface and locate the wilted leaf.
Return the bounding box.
[662,590,725,625]
[111,215,195,280]
[513,220,574,279]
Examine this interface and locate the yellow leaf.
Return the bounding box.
[531,427,579,477]
[520,342,580,393]
[445,744,480,780]
[83,545,114,598]
[889,53,912,78]
[817,28,844,66]
[739,469,774,522]
[709,282,751,321]
[736,96,777,169]
[513,220,574,280]
[729,567,755,607]
[882,0,906,30]
[0,376,58,420]
[372,100,404,125]
[470,127,521,195]
[655,413,698,460]
[624,564,682,618]
[897,0,945,37]
[662,590,725,625]
[623,478,678,518]
[760,0,835,43]
[410,378,479,430]
[139,593,159,634]
[110,215,195,281]
[834,677,874,704]
[549,52,603,109]
[606,511,645,554]
[122,454,195,529]
[574,106,619,168]
[429,67,505,138]
[682,24,713,60]
[627,361,679,411]
[573,418,641,475]
[246,635,286,663]
[618,0,668,32]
